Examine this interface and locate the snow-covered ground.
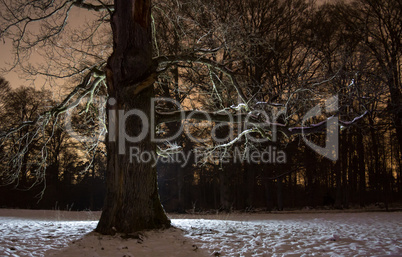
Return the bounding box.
[0,209,401,256]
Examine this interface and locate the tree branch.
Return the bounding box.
[156,109,369,137]
[0,68,105,140]
[153,55,249,107]
[73,0,114,12]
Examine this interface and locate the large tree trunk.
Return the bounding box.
[96,0,170,235]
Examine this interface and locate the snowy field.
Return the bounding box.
[0,209,401,256]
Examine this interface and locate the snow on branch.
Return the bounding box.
[285,111,369,137]
[156,109,369,138]
[0,67,106,191]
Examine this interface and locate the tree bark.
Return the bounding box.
[96,0,170,235]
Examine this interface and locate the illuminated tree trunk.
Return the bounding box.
[96,0,170,235]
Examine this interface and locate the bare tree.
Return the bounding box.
[0,0,370,234]
[0,76,11,121]
[336,0,402,155]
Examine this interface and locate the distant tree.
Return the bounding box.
[336,0,402,155]
[0,86,52,187]
[0,76,11,124]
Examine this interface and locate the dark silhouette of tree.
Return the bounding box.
[0,77,11,126]
[336,0,402,157]
[0,86,52,187]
